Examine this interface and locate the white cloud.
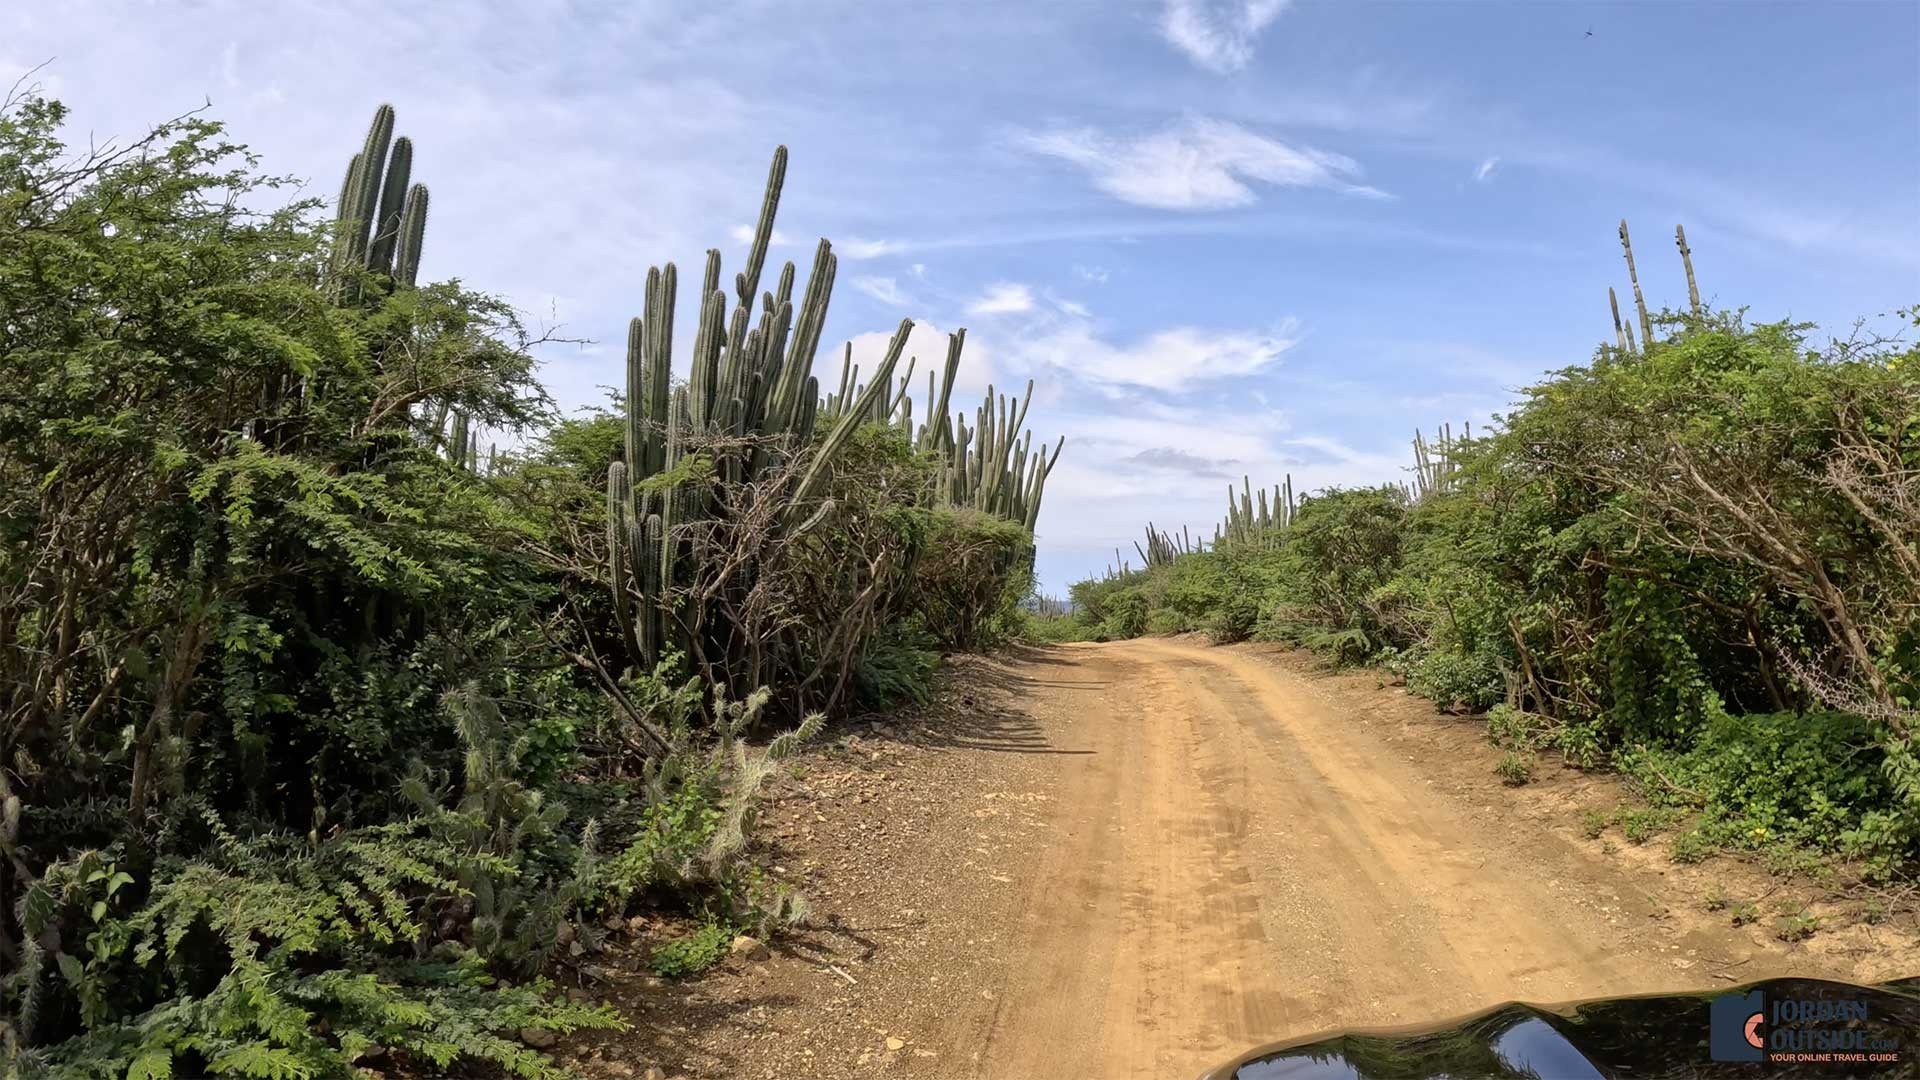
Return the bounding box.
[1159,0,1292,74]
[729,223,793,246]
[1073,264,1110,284]
[909,262,926,279]
[839,237,900,259]
[1474,157,1499,183]
[1015,117,1387,210]
[968,282,1035,315]
[1019,318,1300,392]
[1053,296,1091,318]
[852,275,910,306]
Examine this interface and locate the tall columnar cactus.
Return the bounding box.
[1618,218,1653,349]
[1604,221,1709,350]
[333,104,431,291]
[1674,224,1701,318]
[605,146,921,667]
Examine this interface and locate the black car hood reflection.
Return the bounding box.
[1204,977,1920,1079]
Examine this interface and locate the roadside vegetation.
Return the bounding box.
[0,94,1055,1078]
[1044,228,1919,887]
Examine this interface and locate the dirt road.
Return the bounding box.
[578,639,1914,1079]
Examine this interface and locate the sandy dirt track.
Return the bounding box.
[569,640,1914,1079]
[964,638,1785,1077]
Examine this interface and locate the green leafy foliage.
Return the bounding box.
[1616,707,1911,869]
[1,93,1038,1078]
[857,633,942,709]
[648,921,735,979]
[1494,752,1534,786]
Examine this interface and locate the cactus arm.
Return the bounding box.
[736,146,787,308]
[366,136,413,277]
[392,185,429,287]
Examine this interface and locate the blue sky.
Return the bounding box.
[8,0,1917,591]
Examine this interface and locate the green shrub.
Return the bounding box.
[1304,626,1375,666]
[1097,589,1150,641]
[1145,607,1188,636]
[1617,708,1914,865]
[650,919,736,979]
[1552,721,1607,769]
[857,632,941,708]
[910,509,1036,651]
[1486,704,1558,751]
[1408,649,1504,712]
[1671,829,1713,864]
[1580,809,1610,838]
[1619,806,1673,844]
[1494,752,1534,786]
[1021,612,1093,643]
[1775,912,1821,942]
[1202,601,1257,645]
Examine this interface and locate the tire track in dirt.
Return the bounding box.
[968,638,1882,1079]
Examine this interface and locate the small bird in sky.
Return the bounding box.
[1585,25,1595,37]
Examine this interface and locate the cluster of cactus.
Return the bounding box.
[332,104,430,292]
[604,146,1054,668]
[425,404,494,473]
[330,105,482,469]
[1215,473,1295,551]
[1608,219,1704,355]
[823,334,1065,531]
[1406,423,1466,503]
[1099,548,1138,579]
[610,146,861,665]
[1135,522,1194,567]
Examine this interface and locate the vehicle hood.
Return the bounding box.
[1202,976,1920,1079]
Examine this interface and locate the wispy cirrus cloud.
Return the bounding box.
[1158,0,1292,74]
[839,237,901,259]
[1474,156,1499,183]
[1050,294,1091,318]
[1014,117,1387,209]
[853,275,911,306]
